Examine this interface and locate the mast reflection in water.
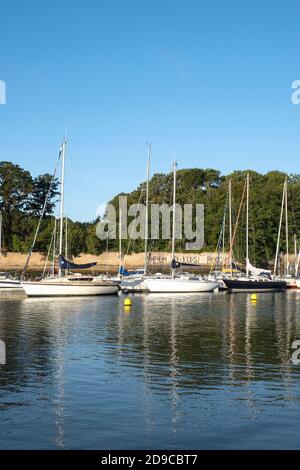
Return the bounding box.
[1,291,300,449]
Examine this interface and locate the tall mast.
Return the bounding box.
[274,180,285,276]
[58,140,66,277]
[171,161,177,279]
[296,243,300,278]
[246,173,249,277]
[65,216,68,275]
[52,218,57,276]
[106,234,109,276]
[285,176,289,276]
[228,179,232,273]
[144,143,151,275]
[294,234,297,276]
[222,206,226,262]
[0,212,2,256]
[119,207,122,277]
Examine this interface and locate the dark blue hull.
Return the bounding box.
[224,279,286,292]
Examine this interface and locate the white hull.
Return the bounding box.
[98,274,149,292]
[207,274,228,290]
[121,278,148,292]
[144,277,218,293]
[285,278,297,288]
[275,277,298,288]
[0,279,22,289]
[21,281,119,297]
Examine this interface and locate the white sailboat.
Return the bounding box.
[0,272,22,289]
[145,273,219,293]
[21,140,120,297]
[117,143,152,292]
[274,177,297,288]
[144,162,218,293]
[207,178,234,290]
[119,270,148,292]
[22,274,119,297]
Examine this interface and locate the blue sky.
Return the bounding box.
[1,0,300,221]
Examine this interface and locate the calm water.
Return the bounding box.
[0,291,300,449]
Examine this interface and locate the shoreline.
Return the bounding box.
[0,251,222,273]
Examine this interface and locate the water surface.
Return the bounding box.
[0,291,300,449]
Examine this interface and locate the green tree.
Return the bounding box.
[27,174,59,217]
[0,162,33,249]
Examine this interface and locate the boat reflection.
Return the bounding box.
[1,292,300,448]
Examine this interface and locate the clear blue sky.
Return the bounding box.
[1,0,300,221]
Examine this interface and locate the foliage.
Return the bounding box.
[0,162,299,267]
[107,168,299,267]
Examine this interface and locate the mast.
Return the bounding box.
[296,244,300,278]
[106,234,109,276]
[274,180,285,276]
[65,216,68,276]
[222,205,226,263]
[285,176,289,276]
[228,179,232,273]
[0,212,2,256]
[119,207,122,277]
[171,161,177,279]
[144,143,151,275]
[246,173,249,277]
[294,234,297,276]
[52,218,57,276]
[58,140,66,277]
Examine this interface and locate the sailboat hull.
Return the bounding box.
[144,278,218,293]
[0,279,22,289]
[284,278,297,288]
[21,281,119,297]
[224,279,286,292]
[121,277,148,292]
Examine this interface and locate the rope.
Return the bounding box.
[209,188,228,273]
[42,220,56,278]
[123,183,144,263]
[228,179,247,265]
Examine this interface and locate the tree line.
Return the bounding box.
[108,168,300,268]
[0,161,104,256]
[1,161,299,267]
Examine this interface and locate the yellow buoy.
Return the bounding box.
[123,297,132,307]
[123,305,131,314]
[251,293,257,301]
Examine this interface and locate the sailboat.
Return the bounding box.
[144,162,219,293]
[21,140,120,297]
[224,174,286,292]
[207,178,236,290]
[0,272,22,289]
[115,143,152,292]
[274,177,298,288]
